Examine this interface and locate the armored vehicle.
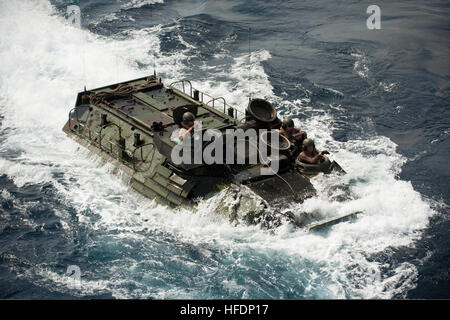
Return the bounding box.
[63,74,349,227]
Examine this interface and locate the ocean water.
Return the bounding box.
[0,0,448,299]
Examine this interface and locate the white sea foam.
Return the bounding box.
[121,0,164,10]
[351,52,398,92]
[351,52,370,79]
[0,0,436,299]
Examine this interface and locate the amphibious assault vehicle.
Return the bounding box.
[63,74,351,228]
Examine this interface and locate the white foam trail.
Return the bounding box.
[0,0,436,299]
[121,0,164,10]
[351,52,397,92]
[191,49,276,111]
[351,52,370,79]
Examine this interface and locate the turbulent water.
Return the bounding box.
[0,0,448,299]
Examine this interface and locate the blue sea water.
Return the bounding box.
[0,0,448,299]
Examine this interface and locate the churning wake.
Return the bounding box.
[0,0,436,299]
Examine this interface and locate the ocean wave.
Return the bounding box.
[0,0,437,299]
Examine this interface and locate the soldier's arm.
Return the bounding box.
[294,128,307,138]
[298,151,323,164]
[179,128,187,141]
[298,152,315,164]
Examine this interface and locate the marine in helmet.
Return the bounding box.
[297,138,329,164]
[179,111,195,141]
[280,118,307,146]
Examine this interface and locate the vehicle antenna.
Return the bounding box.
[82,33,86,88]
[78,2,86,92]
[116,56,119,83]
[248,27,251,101]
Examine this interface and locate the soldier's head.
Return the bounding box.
[281,118,295,134]
[302,138,315,152]
[182,112,195,128]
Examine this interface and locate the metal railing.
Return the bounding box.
[169,80,245,123]
[68,110,119,160]
[132,142,155,171]
[98,122,122,155]
[67,106,157,172]
[68,107,80,131]
[169,80,192,97]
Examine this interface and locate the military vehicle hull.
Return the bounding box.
[62,75,330,225]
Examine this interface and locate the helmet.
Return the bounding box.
[282,118,294,129]
[182,112,195,123]
[302,138,315,149]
